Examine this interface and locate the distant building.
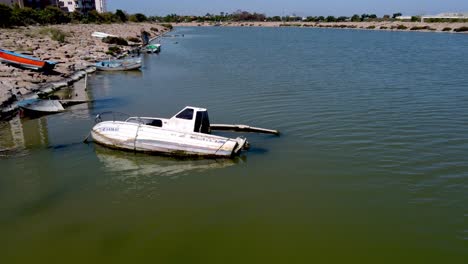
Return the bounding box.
[0,0,57,8]
[94,0,105,13]
[0,0,24,7]
[1,0,106,13]
[23,0,57,9]
[421,12,468,21]
[58,0,77,12]
[397,13,468,22]
[395,16,412,20]
[58,0,105,13]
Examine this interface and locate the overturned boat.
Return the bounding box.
[18,99,65,115]
[89,106,278,158]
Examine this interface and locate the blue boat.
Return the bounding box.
[95,57,142,71]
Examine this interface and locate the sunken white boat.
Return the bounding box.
[90,107,249,157]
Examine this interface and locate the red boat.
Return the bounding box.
[0,48,57,71]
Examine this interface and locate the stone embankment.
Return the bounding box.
[0,22,167,118]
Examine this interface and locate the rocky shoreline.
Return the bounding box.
[174,21,468,33]
[0,22,168,119]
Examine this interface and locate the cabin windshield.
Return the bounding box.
[176,108,194,120]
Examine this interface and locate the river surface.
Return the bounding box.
[1,27,468,263]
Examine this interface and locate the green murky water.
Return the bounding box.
[1,27,468,263]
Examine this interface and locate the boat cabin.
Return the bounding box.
[126,106,211,134]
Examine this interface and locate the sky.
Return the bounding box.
[107,0,468,17]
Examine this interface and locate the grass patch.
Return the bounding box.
[127,37,141,43]
[380,26,388,29]
[160,23,173,30]
[38,27,69,43]
[106,46,121,56]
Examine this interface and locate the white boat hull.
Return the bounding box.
[91,121,245,157]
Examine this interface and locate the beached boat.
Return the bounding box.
[144,44,161,53]
[18,99,65,115]
[90,106,251,157]
[0,49,57,71]
[95,57,142,71]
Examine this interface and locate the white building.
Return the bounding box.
[94,0,105,13]
[59,0,77,12]
[58,0,106,13]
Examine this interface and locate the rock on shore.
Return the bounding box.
[0,23,167,110]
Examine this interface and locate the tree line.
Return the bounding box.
[0,4,149,28]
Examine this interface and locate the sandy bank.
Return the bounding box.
[0,23,168,118]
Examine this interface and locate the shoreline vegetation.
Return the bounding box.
[1,6,467,119]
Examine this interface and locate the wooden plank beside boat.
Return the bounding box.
[210,124,280,135]
[0,49,57,71]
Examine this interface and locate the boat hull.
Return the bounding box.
[91,121,242,157]
[18,99,65,116]
[95,58,142,71]
[95,62,142,71]
[0,49,56,71]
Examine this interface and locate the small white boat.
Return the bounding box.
[90,106,249,158]
[95,57,142,71]
[144,44,161,53]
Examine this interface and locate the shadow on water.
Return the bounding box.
[91,97,129,112]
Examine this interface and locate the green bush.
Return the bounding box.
[442,27,452,32]
[380,26,388,29]
[102,36,129,46]
[367,25,376,29]
[127,37,141,43]
[38,6,70,24]
[115,9,128,22]
[410,26,429,30]
[454,27,468,32]
[129,13,147,22]
[106,46,121,55]
[0,4,12,28]
[396,25,408,30]
[160,23,173,30]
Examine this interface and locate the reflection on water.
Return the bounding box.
[95,145,243,177]
[0,115,49,157]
